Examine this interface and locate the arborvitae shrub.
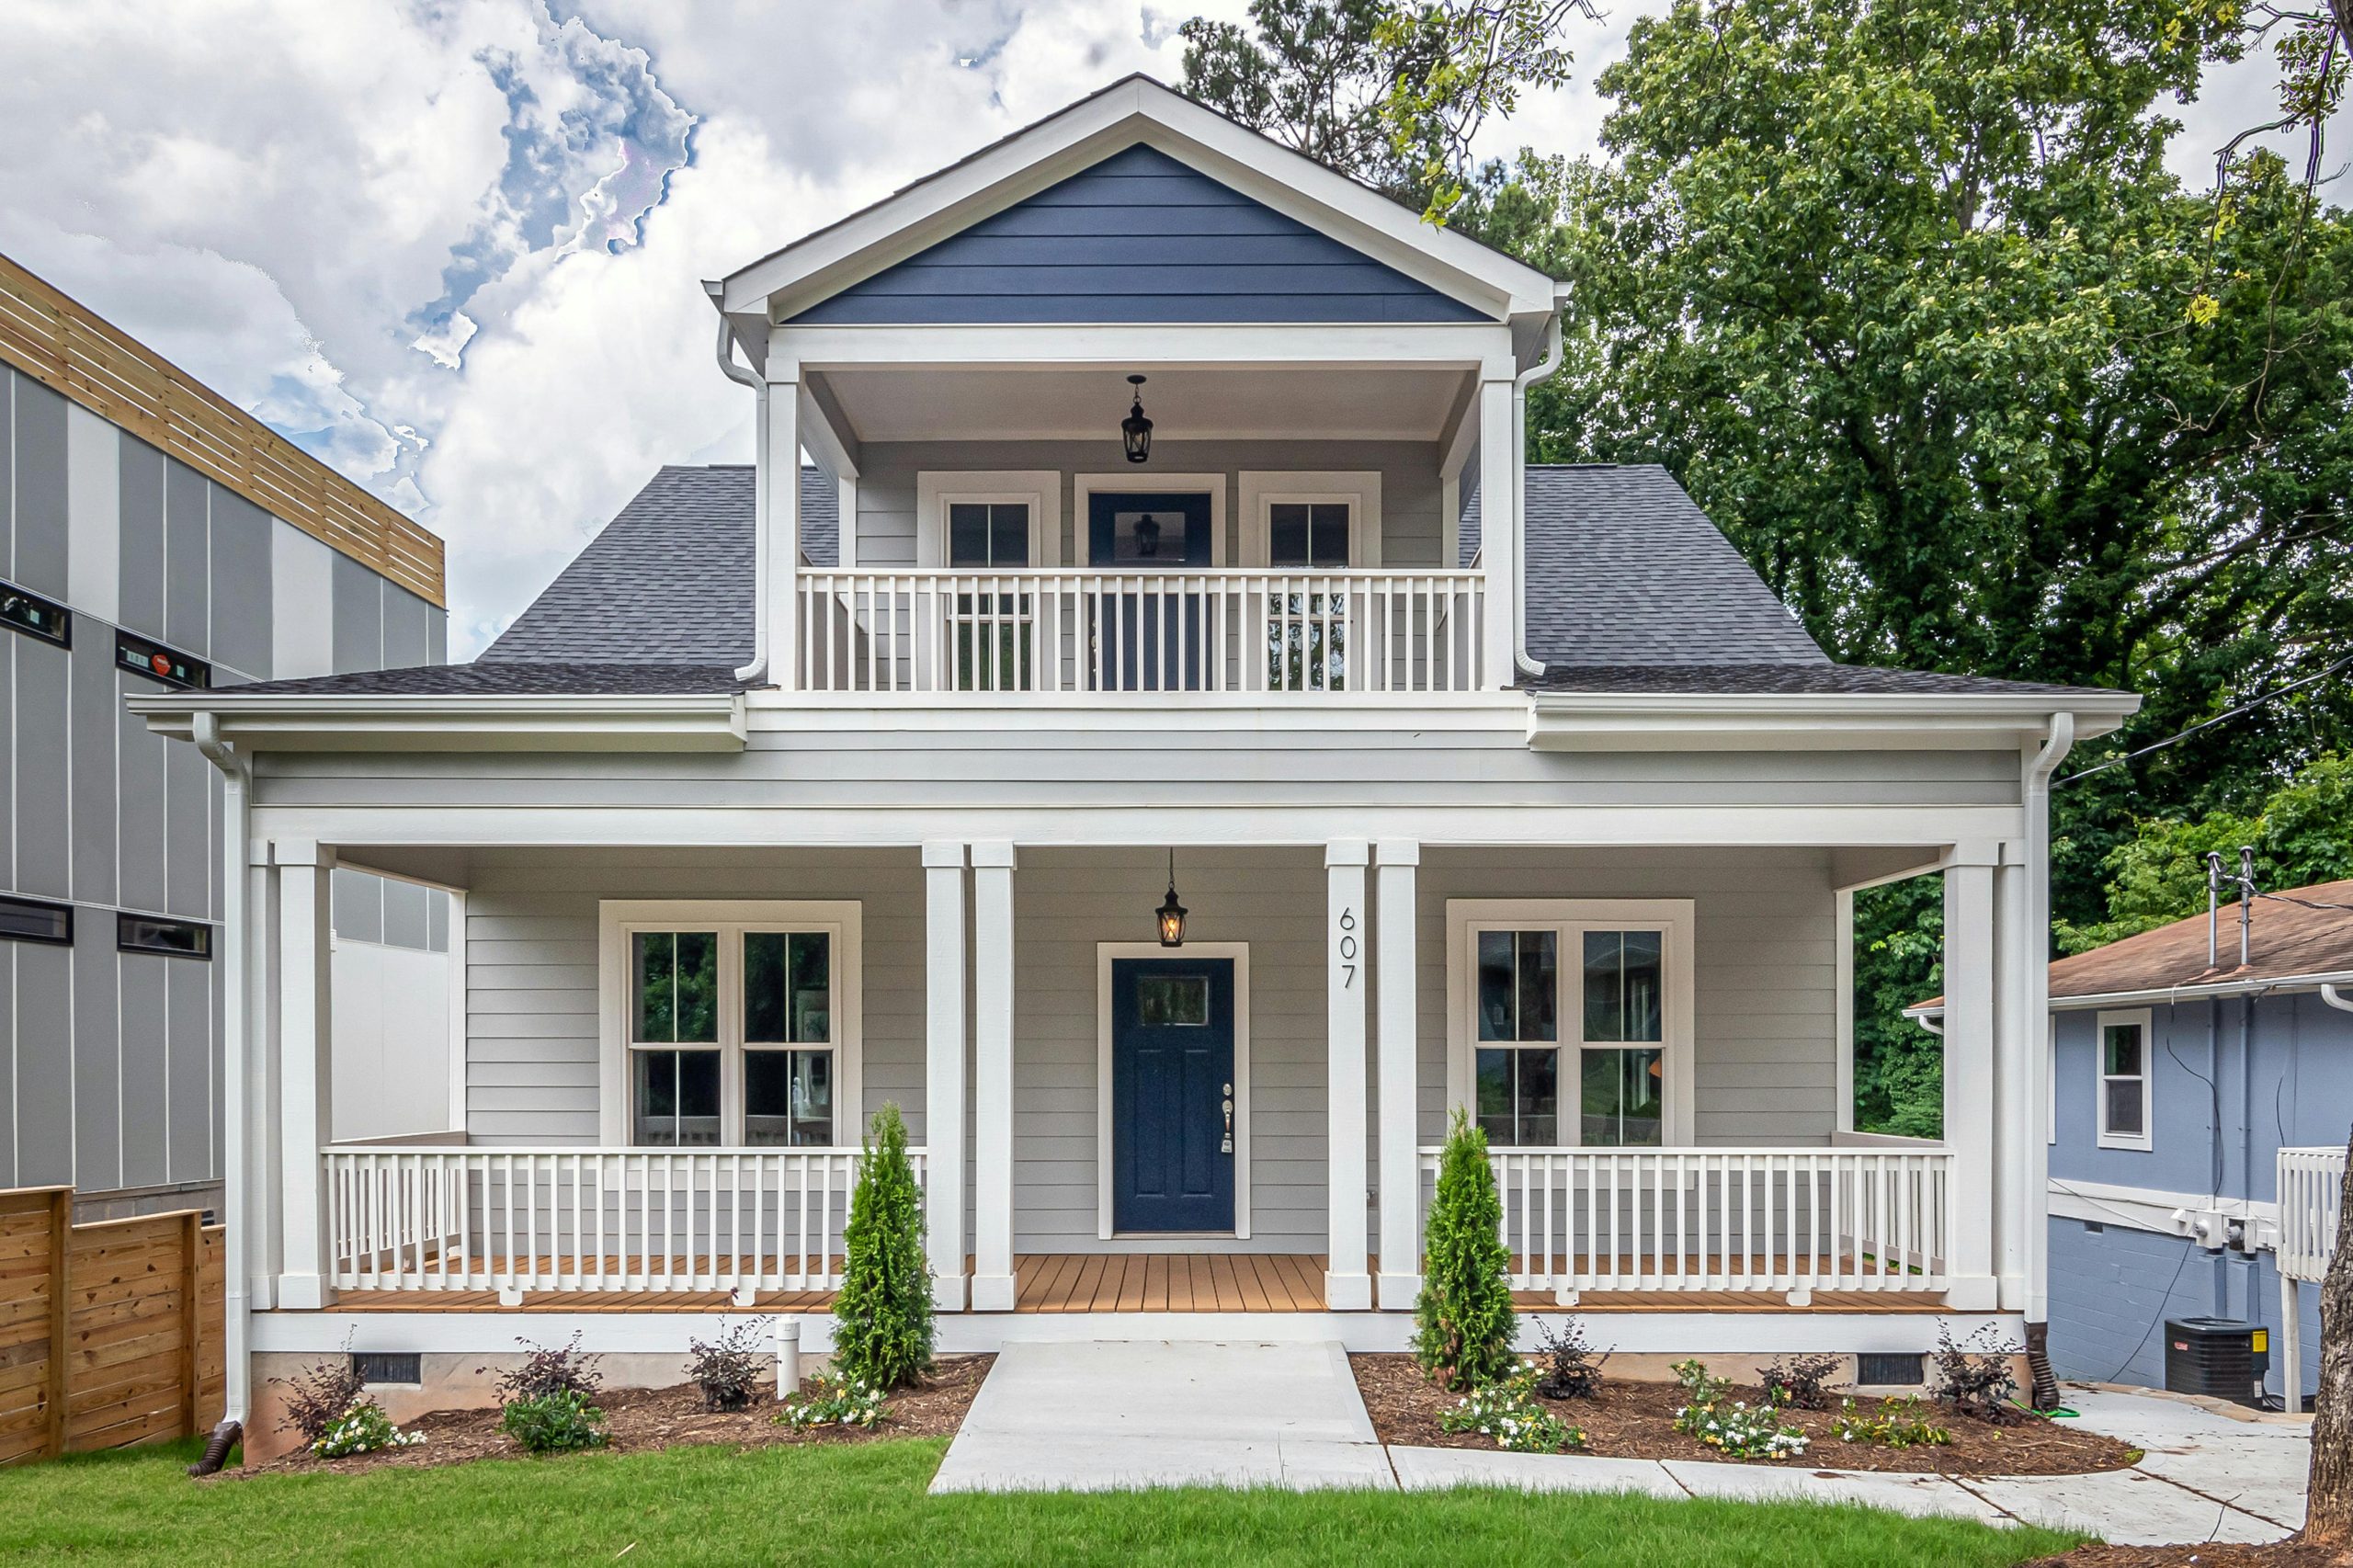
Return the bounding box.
[832,1102,934,1390]
[1412,1108,1518,1390]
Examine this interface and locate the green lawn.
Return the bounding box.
[0,1437,2083,1566]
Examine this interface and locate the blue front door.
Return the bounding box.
[1110,957,1235,1233]
[1088,491,1213,690]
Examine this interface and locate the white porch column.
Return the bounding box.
[764,365,801,689]
[1475,379,1516,687]
[1942,850,1999,1310]
[1324,840,1372,1311]
[1993,846,2035,1311]
[1375,838,1421,1308]
[245,845,283,1310]
[923,842,970,1312]
[970,840,1017,1311]
[273,841,335,1310]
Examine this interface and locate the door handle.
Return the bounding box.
[1222,1083,1234,1154]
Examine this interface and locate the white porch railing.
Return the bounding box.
[1418,1146,1952,1297]
[2278,1144,2344,1286]
[323,1146,924,1296]
[796,568,1485,696]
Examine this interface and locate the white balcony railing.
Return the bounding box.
[323,1146,923,1296]
[2279,1144,2345,1285]
[796,568,1485,696]
[1417,1146,1951,1297]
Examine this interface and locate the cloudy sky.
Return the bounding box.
[4,2,2336,655]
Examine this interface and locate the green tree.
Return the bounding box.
[1413,1108,1518,1389]
[2058,752,2353,952]
[831,1102,933,1390]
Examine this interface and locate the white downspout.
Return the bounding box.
[1512,312,1563,678]
[2323,984,2353,1014]
[190,712,251,1459]
[708,282,769,686]
[2020,712,2075,1395]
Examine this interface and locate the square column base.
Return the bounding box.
[1943,1276,1999,1312]
[275,1274,336,1311]
[932,1276,968,1312]
[1377,1271,1421,1311]
[1324,1272,1372,1312]
[970,1273,1018,1312]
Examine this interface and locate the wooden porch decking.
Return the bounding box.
[302,1253,1954,1314]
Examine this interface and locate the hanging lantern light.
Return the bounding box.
[1155,847,1187,948]
[1120,374,1154,464]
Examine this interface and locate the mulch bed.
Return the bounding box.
[1350,1353,2137,1477]
[2020,1546,2348,1567]
[233,1354,994,1478]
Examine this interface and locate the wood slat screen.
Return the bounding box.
[0,1187,225,1464]
[0,252,445,608]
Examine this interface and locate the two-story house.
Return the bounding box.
[126,77,2139,1448]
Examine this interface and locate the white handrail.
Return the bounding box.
[1415,1145,1951,1296]
[795,567,1485,696]
[322,1145,925,1295]
[2278,1145,2345,1285]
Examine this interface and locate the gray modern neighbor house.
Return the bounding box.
[0,253,452,1217]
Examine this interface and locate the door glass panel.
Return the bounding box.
[632,931,717,1043]
[1136,974,1210,1026]
[1108,508,1189,562]
[1581,1047,1665,1146]
[632,1049,720,1145]
[745,1049,834,1146]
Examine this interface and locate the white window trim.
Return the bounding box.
[1444,898,1696,1148]
[915,471,1062,567]
[1238,471,1382,567]
[1072,473,1227,566]
[1095,941,1251,1241]
[597,899,863,1148]
[2095,1006,2154,1152]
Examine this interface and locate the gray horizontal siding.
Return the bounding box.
[792,145,1486,325]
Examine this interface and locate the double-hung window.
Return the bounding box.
[1451,900,1692,1149]
[603,902,859,1148]
[2095,1008,2153,1151]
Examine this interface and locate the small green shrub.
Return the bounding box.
[1412,1108,1517,1391]
[1671,1358,1808,1460]
[777,1372,889,1431]
[832,1103,934,1391]
[1438,1363,1586,1454]
[312,1398,423,1459]
[501,1389,608,1454]
[1833,1395,1951,1449]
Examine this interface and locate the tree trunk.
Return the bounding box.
[2302,1133,2353,1545]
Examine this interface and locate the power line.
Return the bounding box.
[2057,649,2353,788]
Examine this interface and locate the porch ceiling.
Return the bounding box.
[815,363,1469,445]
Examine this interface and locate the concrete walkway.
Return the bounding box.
[930,1340,1392,1492]
[932,1347,2312,1549]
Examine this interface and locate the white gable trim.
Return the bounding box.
[719,76,1557,324]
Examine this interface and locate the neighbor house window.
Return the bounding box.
[603,903,860,1148]
[1451,900,1692,1149]
[2095,1008,2153,1151]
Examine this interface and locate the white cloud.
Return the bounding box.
[3,0,2339,657]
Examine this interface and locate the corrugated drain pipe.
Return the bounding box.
[189,712,247,1474]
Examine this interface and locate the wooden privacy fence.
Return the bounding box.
[0,1187,224,1464]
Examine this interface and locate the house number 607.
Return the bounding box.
[1336,907,1357,987]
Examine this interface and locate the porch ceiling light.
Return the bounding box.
[1156,847,1187,948]
[1121,374,1154,464]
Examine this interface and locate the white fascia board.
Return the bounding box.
[775,322,1515,375]
[1528,690,2138,753]
[722,77,1553,322]
[131,694,748,754]
[743,690,1531,732]
[1906,967,2353,1019]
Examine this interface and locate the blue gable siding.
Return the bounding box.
[790,145,1488,324]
